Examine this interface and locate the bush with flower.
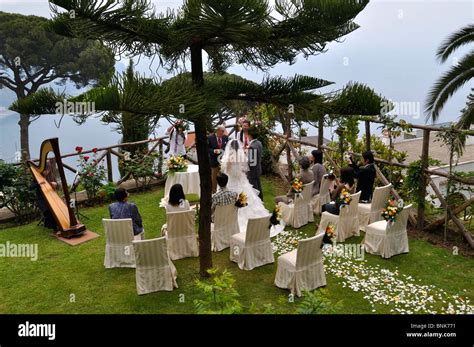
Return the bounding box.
[76,146,106,201]
[381,198,404,223]
[120,151,160,191]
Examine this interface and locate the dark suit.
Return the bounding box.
[247,139,263,200]
[208,134,229,193]
[208,134,229,168]
[349,162,376,202]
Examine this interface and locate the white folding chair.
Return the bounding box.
[211,204,239,251]
[358,184,392,231]
[312,175,331,215]
[364,204,412,259]
[164,210,199,260]
[103,218,136,268]
[230,214,274,270]
[279,181,314,228]
[317,191,361,242]
[132,236,178,295]
[274,232,326,297]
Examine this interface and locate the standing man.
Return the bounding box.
[246,127,263,200]
[208,125,229,193]
[349,150,376,203]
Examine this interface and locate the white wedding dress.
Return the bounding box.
[221,140,283,237]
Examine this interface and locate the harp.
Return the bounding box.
[28,138,86,238]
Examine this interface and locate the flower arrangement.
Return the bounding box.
[336,188,352,207]
[290,177,303,195]
[381,198,404,223]
[167,155,188,175]
[235,192,248,208]
[270,205,282,226]
[322,222,336,245]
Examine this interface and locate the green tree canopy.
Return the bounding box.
[0,11,115,159]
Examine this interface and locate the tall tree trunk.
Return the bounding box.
[191,43,213,277]
[19,113,30,161]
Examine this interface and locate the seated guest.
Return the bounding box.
[275,157,314,204]
[349,150,376,203]
[166,184,191,212]
[310,149,327,197]
[211,173,238,221]
[321,167,356,216]
[109,188,144,239]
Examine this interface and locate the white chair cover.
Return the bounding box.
[312,175,331,215]
[132,237,178,295]
[230,215,274,270]
[364,204,412,258]
[279,181,314,228]
[211,204,240,251]
[274,232,326,297]
[358,184,392,231]
[103,218,136,268]
[164,210,199,260]
[317,191,361,242]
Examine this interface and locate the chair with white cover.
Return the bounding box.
[364,204,412,259]
[211,204,239,252]
[230,214,274,270]
[317,191,361,242]
[358,184,392,231]
[312,175,331,215]
[132,236,178,295]
[163,210,199,260]
[279,181,314,229]
[103,218,136,268]
[274,232,326,297]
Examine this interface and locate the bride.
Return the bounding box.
[221,139,283,236]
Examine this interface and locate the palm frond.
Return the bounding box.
[9,88,65,114]
[436,24,474,63]
[425,51,474,123]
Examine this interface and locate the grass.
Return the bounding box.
[0,176,472,314]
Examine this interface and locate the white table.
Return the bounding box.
[164,164,200,198]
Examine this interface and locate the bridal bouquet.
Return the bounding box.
[270,205,282,226]
[290,177,303,195]
[381,198,404,223]
[174,120,189,132]
[167,155,188,175]
[235,192,248,208]
[336,188,352,207]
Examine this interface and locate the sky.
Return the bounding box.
[0,0,473,161]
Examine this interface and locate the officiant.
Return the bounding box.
[208,125,229,193]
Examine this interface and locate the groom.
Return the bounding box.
[246,127,263,200]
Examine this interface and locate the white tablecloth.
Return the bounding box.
[164,165,200,198]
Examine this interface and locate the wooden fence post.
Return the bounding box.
[418,129,430,230]
[365,120,371,151]
[318,117,324,150]
[158,140,163,176]
[106,150,113,183]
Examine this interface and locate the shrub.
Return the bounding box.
[76,148,107,201]
[0,161,38,223]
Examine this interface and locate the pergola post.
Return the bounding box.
[418,129,430,230]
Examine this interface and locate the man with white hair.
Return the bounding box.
[208,124,229,193]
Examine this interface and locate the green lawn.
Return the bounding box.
[0,176,472,314]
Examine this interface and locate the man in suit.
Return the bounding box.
[349,150,376,203]
[246,127,263,200]
[208,125,229,193]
